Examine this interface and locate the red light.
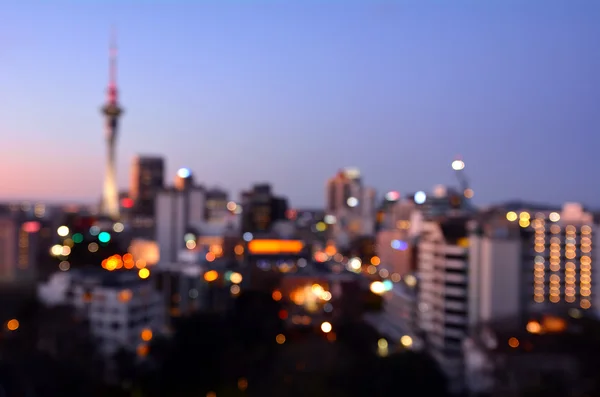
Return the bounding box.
[22,221,41,233]
[278,309,288,320]
[121,198,134,209]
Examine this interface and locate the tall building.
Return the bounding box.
[503,203,598,309]
[325,168,376,247]
[129,155,165,217]
[241,184,288,235]
[155,168,206,264]
[204,188,229,223]
[100,31,123,220]
[0,214,40,284]
[415,203,599,393]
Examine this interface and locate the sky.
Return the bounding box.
[1,0,599,208]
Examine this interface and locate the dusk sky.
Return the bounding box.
[1,0,599,208]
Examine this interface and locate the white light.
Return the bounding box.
[177,168,191,178]
[348,257,362,270]
[324,215,337,225]
[226,201,237,211]
[549,212,560,222]
[347,197,359,207]
[452,159,465,171]
[321,321,332,333]
[113,222,124,233]
[414,191,427,205]
[57,226,69,237]
[50,244,63,256]
[370,281,386,295]
[243,232,253,242]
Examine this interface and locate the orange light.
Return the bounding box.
[234,245,244,255]
[118,289,132,303]
[135,259,146,269]
[370,256,381,266]
[247,239,304,255]
[272,290,282,301]
[206,252,216,262]
[137,344,149,357]
[123,253,133,262]
[138,268,150,279]
[508,337,519,348]
[204,270,218,282]
[141,328,153,342]
[6,319,19,331]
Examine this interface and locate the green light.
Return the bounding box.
[98,232,111,243]
[72,233,84,244]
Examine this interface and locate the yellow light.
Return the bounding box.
[247,239,304,255]
[321,321,332,333]
[400,335,413,347]
[519,218,530,228]
[457,237,469,248]
[506,211,518,222]
[230,272,243,284]
[204,270,218,282]
[138,268,150,279]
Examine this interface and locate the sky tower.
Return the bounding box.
[100,29,123,219]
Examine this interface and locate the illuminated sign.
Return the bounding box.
[247,239,304,255]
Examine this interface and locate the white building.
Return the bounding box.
[504,203,598,310]
[325,168,376,247]
[416,203,600,393]
[38,270,164,357]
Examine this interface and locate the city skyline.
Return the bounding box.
[1,1,599,207]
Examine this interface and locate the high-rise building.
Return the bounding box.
[155,168,206,264]
[129,155,165,217]
[100,31,123,220]
[204,188,229,223]
[241,184,288,235]
[0,214,40,284]
[325,168,376,247]
[415,203,599,393]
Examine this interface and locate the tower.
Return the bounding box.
[100,28,123,220]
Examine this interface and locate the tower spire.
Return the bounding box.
[108,25,118,105]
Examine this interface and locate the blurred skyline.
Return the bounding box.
[1,0,599,207]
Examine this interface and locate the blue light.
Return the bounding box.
[391,239,408,251]
[243,232,253,242]
[414,191,427,205]
[98,232,111,243]
[383,280,393,291]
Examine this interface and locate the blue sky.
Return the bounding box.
[1,0,599,207]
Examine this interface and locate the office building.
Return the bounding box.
[38,269,164,357]
[0,214,40,284]
[204,188,229,223]
[241,184,288,235]
[155,168,206,264]
[129,155,165,217]
[325,168,376,247]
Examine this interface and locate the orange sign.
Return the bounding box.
[248,239,304,255]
